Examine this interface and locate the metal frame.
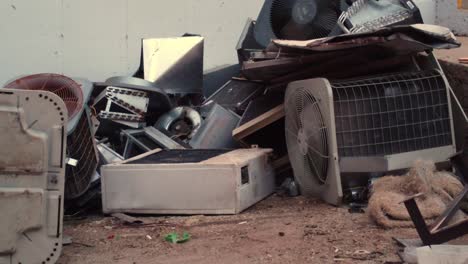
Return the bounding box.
[403,185,468,245]
[121,127,185,159]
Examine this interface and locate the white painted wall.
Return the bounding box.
[436,0,468,35]
[0,0,264,85]
[413,0,436,24]
[0,0,459,86]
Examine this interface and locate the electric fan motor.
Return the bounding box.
[285,67,456,205]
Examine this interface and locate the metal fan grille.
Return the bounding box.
[270,0,339,40]
[286,86,329,185]
[65,110,98,199]
[332,70,452,157]
[5,73,84,119]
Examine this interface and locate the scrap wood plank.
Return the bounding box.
[232,104,285,140]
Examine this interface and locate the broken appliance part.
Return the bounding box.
[154,106,202,141]
[0,89,67,264]
[97,86,149,128]
[64,79,99,200]
[99,76,173,122]
[142,36,204,95]
[403,185,468,245]
[242,24,461,84]
[5,74,99,200]
[101,148,275,215]
[337,0,423,34]
[203,79,265,115]
[121,127,187,159]
[252,0,343,48]
[97,143,124,165]
[284,68,457,205]
[236,18,267,63]
[4,73,83,118]
[189,103,241,149]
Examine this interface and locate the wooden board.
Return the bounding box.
[233,104,285,140]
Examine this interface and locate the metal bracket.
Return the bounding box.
[403,185,468,245]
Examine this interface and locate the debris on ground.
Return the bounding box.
[1,0,468,263]
[368,160,465,228]
[164,232,191,244]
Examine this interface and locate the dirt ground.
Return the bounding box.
[58,195,442,264]
[435,36,468,63]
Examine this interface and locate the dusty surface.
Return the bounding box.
[435,36,468,63]
[58,195,468,264]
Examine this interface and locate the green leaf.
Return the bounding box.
[164,232,191,244]
[164,233,179,244]
[178,232,191,243]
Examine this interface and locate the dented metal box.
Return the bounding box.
[101,148,275,215]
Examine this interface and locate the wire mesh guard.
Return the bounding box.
[5,73,84,119]
[286,86,329,186]
[332,70,452,157]
[65,112,98,199]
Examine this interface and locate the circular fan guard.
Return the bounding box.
[5,73,84,119]
[285,87,329,194]
[270,0,340,40]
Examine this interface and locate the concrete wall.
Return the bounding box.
[436,0,468,35]
[0,0,264,85]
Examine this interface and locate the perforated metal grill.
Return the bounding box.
[332,70,452,157]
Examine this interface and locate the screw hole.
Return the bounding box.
[39,94,42,98]
[44,96,48,99]
[25,97,29,101]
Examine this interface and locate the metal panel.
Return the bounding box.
[190,104,241,149]
[101,148,275,215]
[142,37,204,94]
[0,89,66,264]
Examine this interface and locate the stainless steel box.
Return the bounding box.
[101,148,275,214]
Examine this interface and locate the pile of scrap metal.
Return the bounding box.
[1,0,468,261]
[1,0,466,212]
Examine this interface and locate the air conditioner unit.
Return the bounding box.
[285,68,456,205]
[101,148,275,215]
[0,89,67,264]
